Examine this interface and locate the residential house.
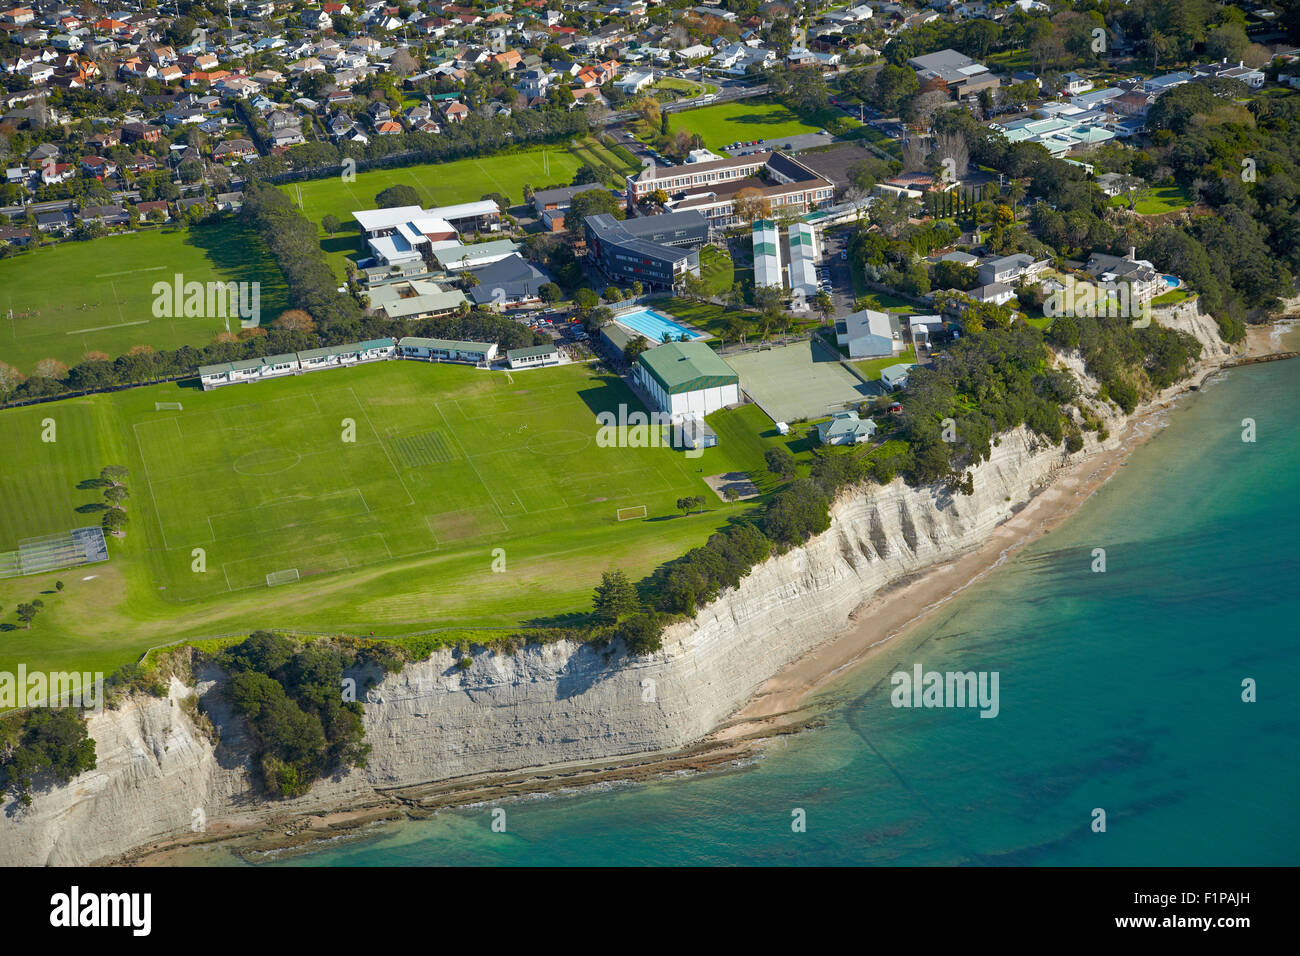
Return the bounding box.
[817,410,876,446]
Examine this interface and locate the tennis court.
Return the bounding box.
[727,338,870,422]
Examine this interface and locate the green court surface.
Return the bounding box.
[0,223,289,376]
[0,360,801,679]
[727,339,870,422]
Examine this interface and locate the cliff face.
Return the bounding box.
[0,311,1231,866]
[0,427,1083,866]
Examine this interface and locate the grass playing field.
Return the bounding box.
[0,360,803,680]
[0,222,289,377]
[665,99,826,150]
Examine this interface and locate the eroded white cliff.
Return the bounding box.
[0,309,1229,866]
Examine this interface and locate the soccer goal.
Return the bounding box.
[616,505,647,522]
[266,568,300,587]
[155,402,183,411]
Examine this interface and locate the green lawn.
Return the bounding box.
[657,296,823,339]
[0,223,289,376]
[853,289,916,313]
[1107,185,1193,215]
[852,345,916,380]
[652,77,716,97]
[699,245,735,296]
[0,360,801,681]
[665,98,831,149]
[1151,288,1194,307]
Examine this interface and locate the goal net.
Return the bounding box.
[155,402,183,411]
[616,505,647,522]
[266,568,300,587]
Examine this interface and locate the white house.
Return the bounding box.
[616,70,655,94]
[817,410,876,446]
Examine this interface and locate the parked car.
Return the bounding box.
[840,250,848,260]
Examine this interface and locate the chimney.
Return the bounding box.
[1129,246,1136,260]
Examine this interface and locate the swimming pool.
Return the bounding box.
[615,308,702,342]
[1161,274,1181,289]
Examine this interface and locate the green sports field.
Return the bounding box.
[665,99,821,150]
[0,360,800,679]
[0,223,289,377]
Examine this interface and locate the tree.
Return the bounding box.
[321,214,341,234]
[679,272,708,302]
[273,309,316,333]
[765,446,796,480]
[101,465,129,484]
[733,187,771,223]
[16,602,38,629]
[102,507,128,533]
[390,46,417,77]
[103,484,129,505]
[676,495,705,516]
[592,569,639,623]
[568,187,622,221]
[375,184,420,208]
[572,163,603,186]
[54,580,64,592]
[616,613,663,655]
[623,337,650,364]
[574,287,599,313]
[538,282,561,304]
[814,290,834,324]
[603,286,623,302]
[723,486,740,507]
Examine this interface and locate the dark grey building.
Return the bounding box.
[583,210,708,289]
[467,254,549,309]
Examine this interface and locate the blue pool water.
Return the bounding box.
[616,309,701,342]
[1161,274,1180,289]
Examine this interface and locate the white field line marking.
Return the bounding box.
[65,319,149,335]
[348,386,415,506]
[95,266,167,278]
[434,399,511,516]
[132,419,195,552]
[109,279,128,327]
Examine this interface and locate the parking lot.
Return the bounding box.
[816,228,858,316]
[724,131,836,157]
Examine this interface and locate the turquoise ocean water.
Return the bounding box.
[226,360,1297,866]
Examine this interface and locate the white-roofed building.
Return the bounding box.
[423,200,502,233]
[787,221,818,305]
[836,308,898,358]
[753,219,783,290]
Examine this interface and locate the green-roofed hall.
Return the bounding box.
[634,341,740,420]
